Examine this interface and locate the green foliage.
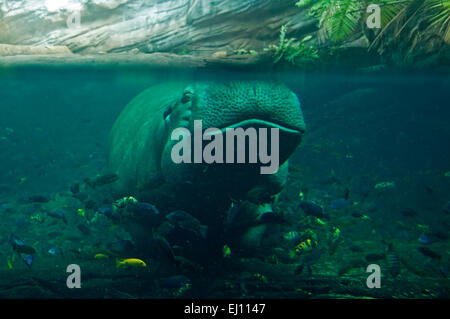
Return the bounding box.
[234,49,258,55]
[369,0,450,54]
[265,25,319,67]
[428,0,450,43]
[296,0,362,42]
[297,0,450,45]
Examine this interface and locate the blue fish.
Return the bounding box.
[443,201,450,214]
[329,199,351,210]
[419,234,431,244]
[47,210,68,224]
[98,205,119,220]
[98,205,113,215]
[20,253,33,268]
[128,202,160,217]
[418,233,439,245]
[10,236,36,255]
[298,201,328,219]
[225,202,241,233]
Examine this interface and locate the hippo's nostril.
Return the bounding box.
[163,107,172,120]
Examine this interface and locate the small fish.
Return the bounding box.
[417,246,441,260]
[440,264,449,278]
[20,253,33,268]
[283,231,300,242]
[443,201,450,214]
[344,188,350,200]
[257,211,289,225]
[77,208,86,217]
[107,239,134,255]
[127,202,161,223]
[401,208,419,217]
[70,183,80,194]
[351,210,369,219]
[424,186,433,195]
[116,258,147,268]
[295,248,322,275]
[94,253,109,260]
[159,275,191,289]
[387,244,401,278]
[365,252,385,262]
[153,234,176,263]
[329,199,351,210]
[316,218,327,225]
[166,210,208,239]
[84,199,97,210]
[298,201,328,219]
[10,236,36,255]
[20,195,49,204]
[224,202,241,233]
[47,210,68,224]
[223,245,231,258]
[374,181,395,191]
[47,247,63,257]
[113,196,138,209]
[6,259,13,269]
[418,234,439,245]
[85,173,119,189]
[246,184,274,203]
[97,205,113,215]
[295,239,316,254]
[77,223,91,236]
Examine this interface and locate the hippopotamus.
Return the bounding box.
[108,81,305,246]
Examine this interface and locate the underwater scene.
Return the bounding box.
[0,0,449,300]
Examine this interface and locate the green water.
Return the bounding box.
[0,66,449,298]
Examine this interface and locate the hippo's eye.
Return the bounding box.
[181,91,193,104]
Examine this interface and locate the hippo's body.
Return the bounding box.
[108,81,305,245]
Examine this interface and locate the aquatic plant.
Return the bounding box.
[264,25,319,67]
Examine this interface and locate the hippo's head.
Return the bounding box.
[159,81,306,183]
[109,81,306,248]
[109,81,305,209]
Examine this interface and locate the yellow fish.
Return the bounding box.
[94,253,109,260]
[295,239,316,254]
[116,258,147,268]
[77,208,86,217]
[223,245,231,258]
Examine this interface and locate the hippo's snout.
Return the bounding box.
[190,81,306,135]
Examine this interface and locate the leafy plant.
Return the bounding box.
[370,0,450,49]
[296,0,450,45]
[296,0,450,65]
[296,0,363,43]
[265,25,319,66]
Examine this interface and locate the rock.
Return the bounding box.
[0,44,72,56]
[0,0,315,56]
[212,51,227,59]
